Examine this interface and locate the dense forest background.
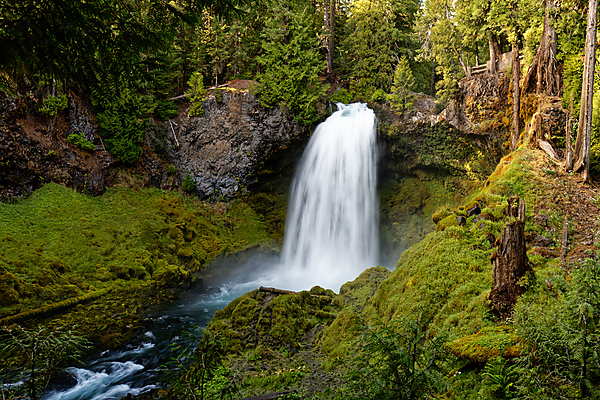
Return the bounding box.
[1,0,598,172]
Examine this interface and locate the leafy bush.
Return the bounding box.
[181,173,195,192]
[371,88,387,103]
[163,328,239,400]
[513,256,600,398]
[329,88,353,104]
[154,100,179,120]
[345,317,448,400]
[39,94,68,118]
[67,133,95,151]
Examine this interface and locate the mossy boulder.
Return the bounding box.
[436,214,460,232]
[209,287,343,355]
[447,326,523,362]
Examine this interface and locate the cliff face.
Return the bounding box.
[0,93,116,201]
[0,87,307,202]
[174,88,307,199]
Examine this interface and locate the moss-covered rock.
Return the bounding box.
[447,325,523,362]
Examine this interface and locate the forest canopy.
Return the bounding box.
[0,0,597,168]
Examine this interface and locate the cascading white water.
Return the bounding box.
[279,103,379,291]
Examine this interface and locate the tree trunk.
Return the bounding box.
[488,31,497,74]
[511,39,521,151]
[489,196,530,318]
[565,93,574,170]
[430,62,436,96]
[522,0,559,95]
[574,0,598,182]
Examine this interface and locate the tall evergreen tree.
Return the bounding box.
[255,0,328,124]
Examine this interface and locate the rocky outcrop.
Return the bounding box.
[0,115,116,201]
[0,86,308,202]
[174,89,307,199]
[441,73,510,143]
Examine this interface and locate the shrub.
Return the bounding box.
[67,133,95,151]
[181,173,195,192]
[345,317,448,399]
[186,72,207,117]
[39,94,68,118]
[0,325,90,399]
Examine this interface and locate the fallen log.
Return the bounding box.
[259,286,298,295]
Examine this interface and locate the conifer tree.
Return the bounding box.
[255,1,328,124]
[390,56,416,111]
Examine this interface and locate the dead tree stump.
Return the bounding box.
[489,196,531,318]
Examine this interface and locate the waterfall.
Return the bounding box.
[279,103,379,291]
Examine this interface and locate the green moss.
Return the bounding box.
[447,325,523,362]
[0,183,271,342]
[436,214,460,231]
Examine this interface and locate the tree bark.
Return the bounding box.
[522,0,560,95]
[565,93,574,170]
[488,32,497,74]
[489,196,530,318]
[511,38,521,151]
[574,0,598,182]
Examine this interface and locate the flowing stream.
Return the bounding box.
[42,103,379,399]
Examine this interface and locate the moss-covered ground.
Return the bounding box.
[0,183,271,346]
[205,148,600,399]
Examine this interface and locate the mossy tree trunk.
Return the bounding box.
[574,0,597,182]
[490,196,530,318]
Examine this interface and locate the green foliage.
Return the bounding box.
[480,357,517,399]
[67,133,95,151]
[0,325,91,400]
[371,88,387,103]
[390,56,416,111]
[96,87,146,163]
[341,0,417,101]
[255,2,328,124]
[186,72,207,117]
[345,317,448,400]
[513,257,600,399]
[329,88,353,104]
[181,173,196,192]
[154,100,179,120]
[39,94,68,118]
[163,328,239,400]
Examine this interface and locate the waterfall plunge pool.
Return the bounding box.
[41,102,382,399]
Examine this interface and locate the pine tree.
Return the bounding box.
[390,56,416,111]
[255,0,328,124]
